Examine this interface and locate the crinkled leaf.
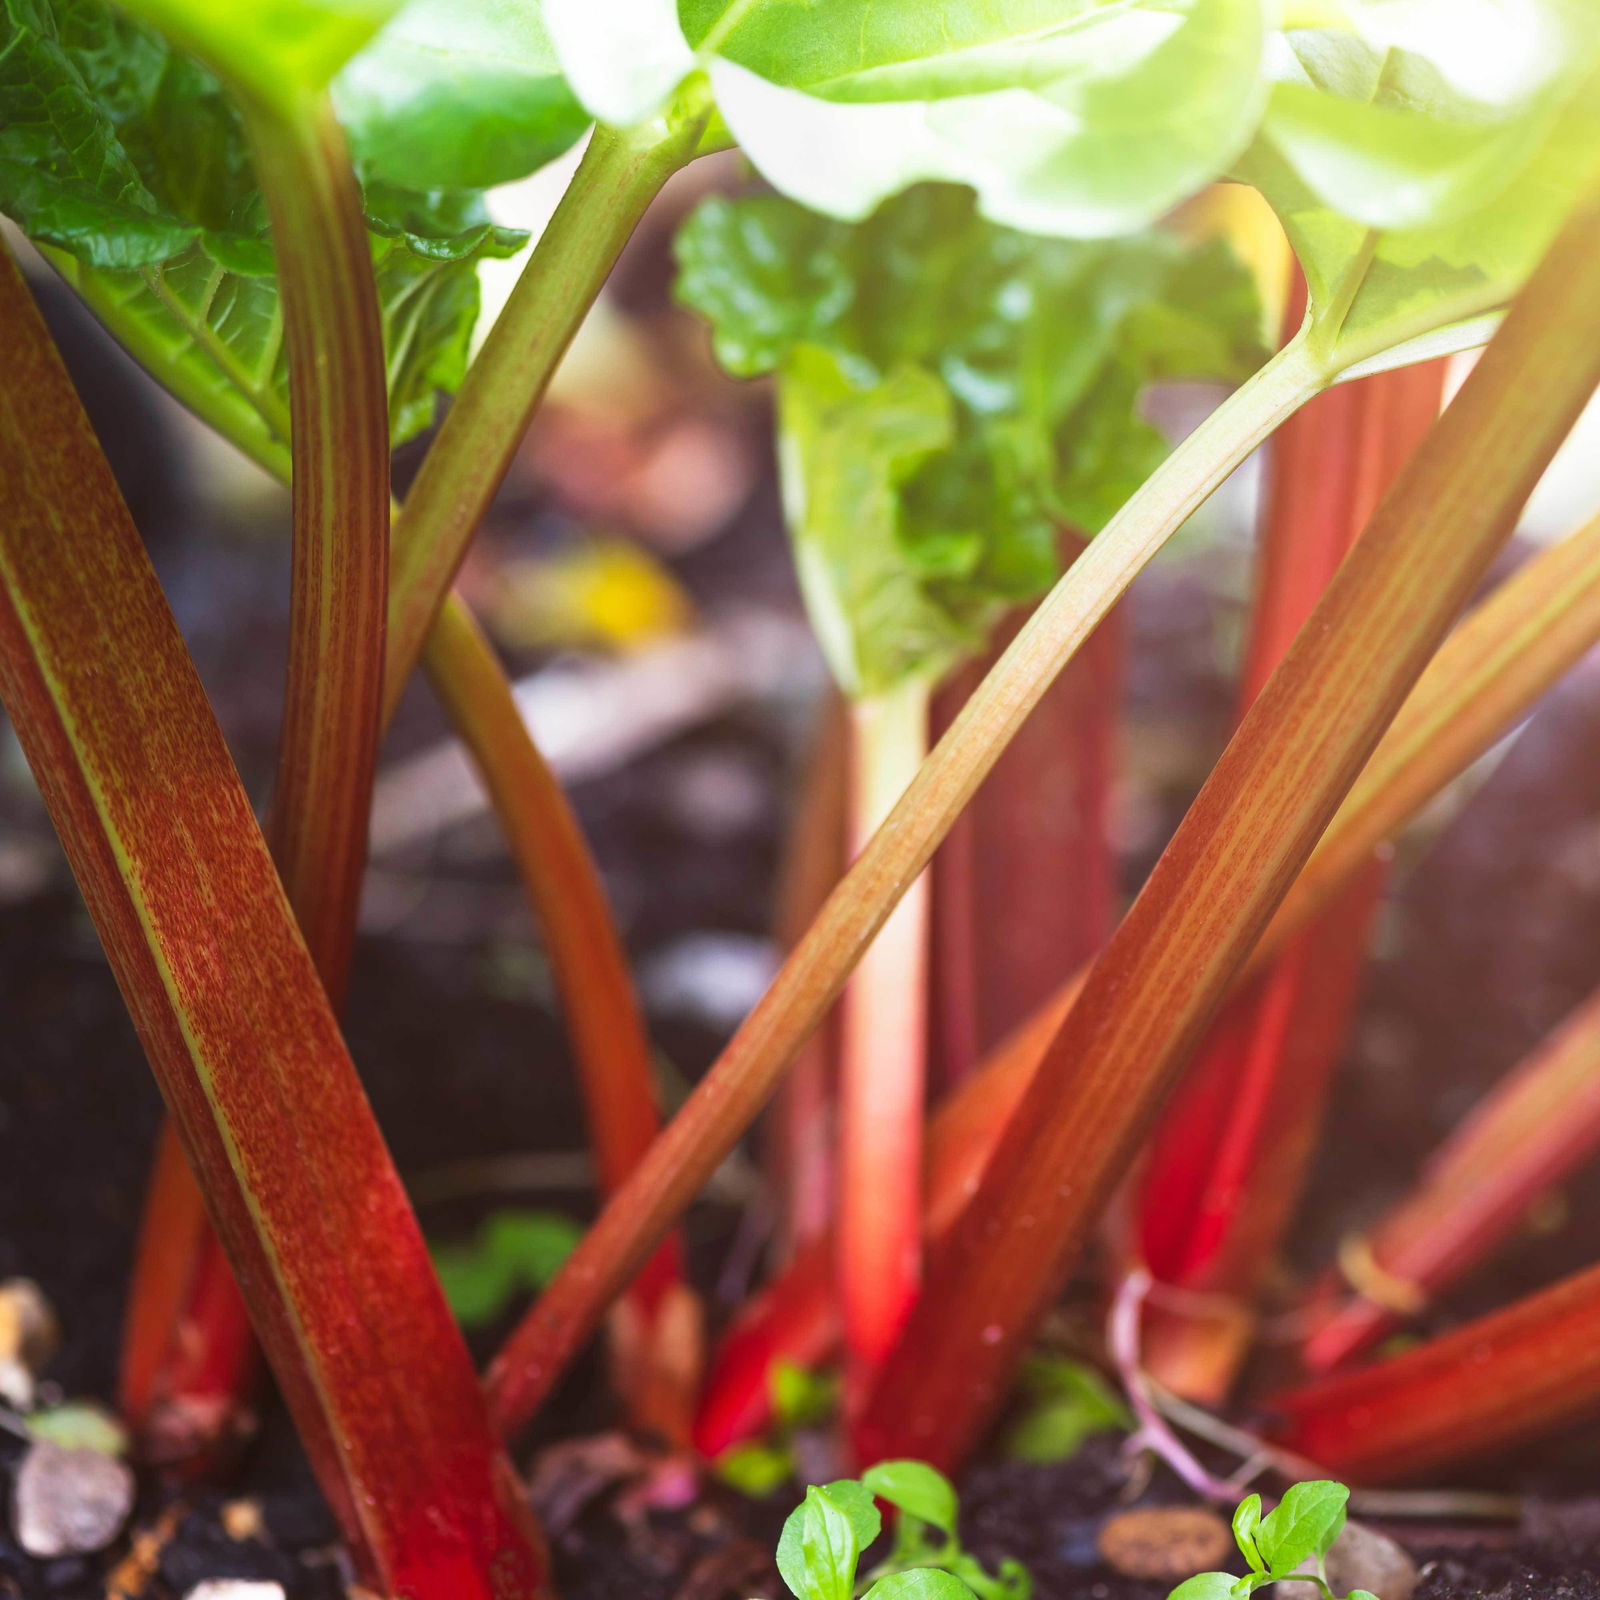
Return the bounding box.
[333,0,589,190]
[677,183,1266,695]
[114,0,398,110]
[0,0,528,445]
[861,1460,958,1538]
[550,0,1269,237]
[776,1485,866,1600]
[863,1573,978,1600]
[1255,1481,1348,1577]
[1238,4,1600,369]
[778,344,961,697]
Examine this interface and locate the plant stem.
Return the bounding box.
[424,595,697,1440]
[243,93,390,1001]
[1269,1260,1600,1481]
[0,242,548,1600]
[838,679,932,1416]
[384,114,705,713]
[854,183,1600,1473]
[483,334,1328,1441]
[767,692,850,1260]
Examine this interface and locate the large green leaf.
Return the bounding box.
[1239,2,1600,370]
[332,0,589,190]
[114,0,400,112]
[0,0,533,446]
[676,183,1266,696]
[549,0,1270,237]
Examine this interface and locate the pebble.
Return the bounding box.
[12,1438,135,1558]
[1097,1506,1233,1581]
[1278,1519,1419,1600]
[0,1278,59,1409]
[183,1584,288,1600]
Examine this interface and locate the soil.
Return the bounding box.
[6,262,1600,1598]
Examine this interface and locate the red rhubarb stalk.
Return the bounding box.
[931,538,1122,1087]
[123,86,390,1470]
[1301,979,1600,1374]
[1134,324,1447,1401]
[767,693,850,1261]
[838,682,932,1412]
[1269,1261,1600,1481]
[854,187,1600,1473]
[0,242,547,1599]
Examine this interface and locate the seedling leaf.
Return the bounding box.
[1255,1481,1348,1576]
[776,1485,866,1600]
[820,1479,884,1551]
[862,1460,959,1538]
[1232,1493,1265,1573]
[1004,1355,1132,1463]
[1167,1576,1240,1600]
[864,1573,978,1600]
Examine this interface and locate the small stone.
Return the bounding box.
[220,1499,265,1542]
[13,1438,135,1557]
[1278,1519,1419,1600]
[1098,1506,1233,1581]
[183,1584,287,1600]
[0,1279,59,1409]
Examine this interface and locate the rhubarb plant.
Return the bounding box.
[6,4,1600,1596]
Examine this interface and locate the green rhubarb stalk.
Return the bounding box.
[384,110,707,713]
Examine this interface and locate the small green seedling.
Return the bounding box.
[429,1209,582,1329]
[1168,1482,1378,1600]
[1004,1354,1132,1464]
[759,1461,1030,1600]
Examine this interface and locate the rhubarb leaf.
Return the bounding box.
[112,0,400,110]
[332,0,589,189]
[550,0,1270,236]
[0,0,533,446]
[1238,4,1600,370]
[676,183,1266,696]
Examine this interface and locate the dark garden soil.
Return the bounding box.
[5,266,1600,1600]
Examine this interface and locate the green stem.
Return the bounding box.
[384,111,706,717]
[243,92,390,1002]
[483,331,1330,1440]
